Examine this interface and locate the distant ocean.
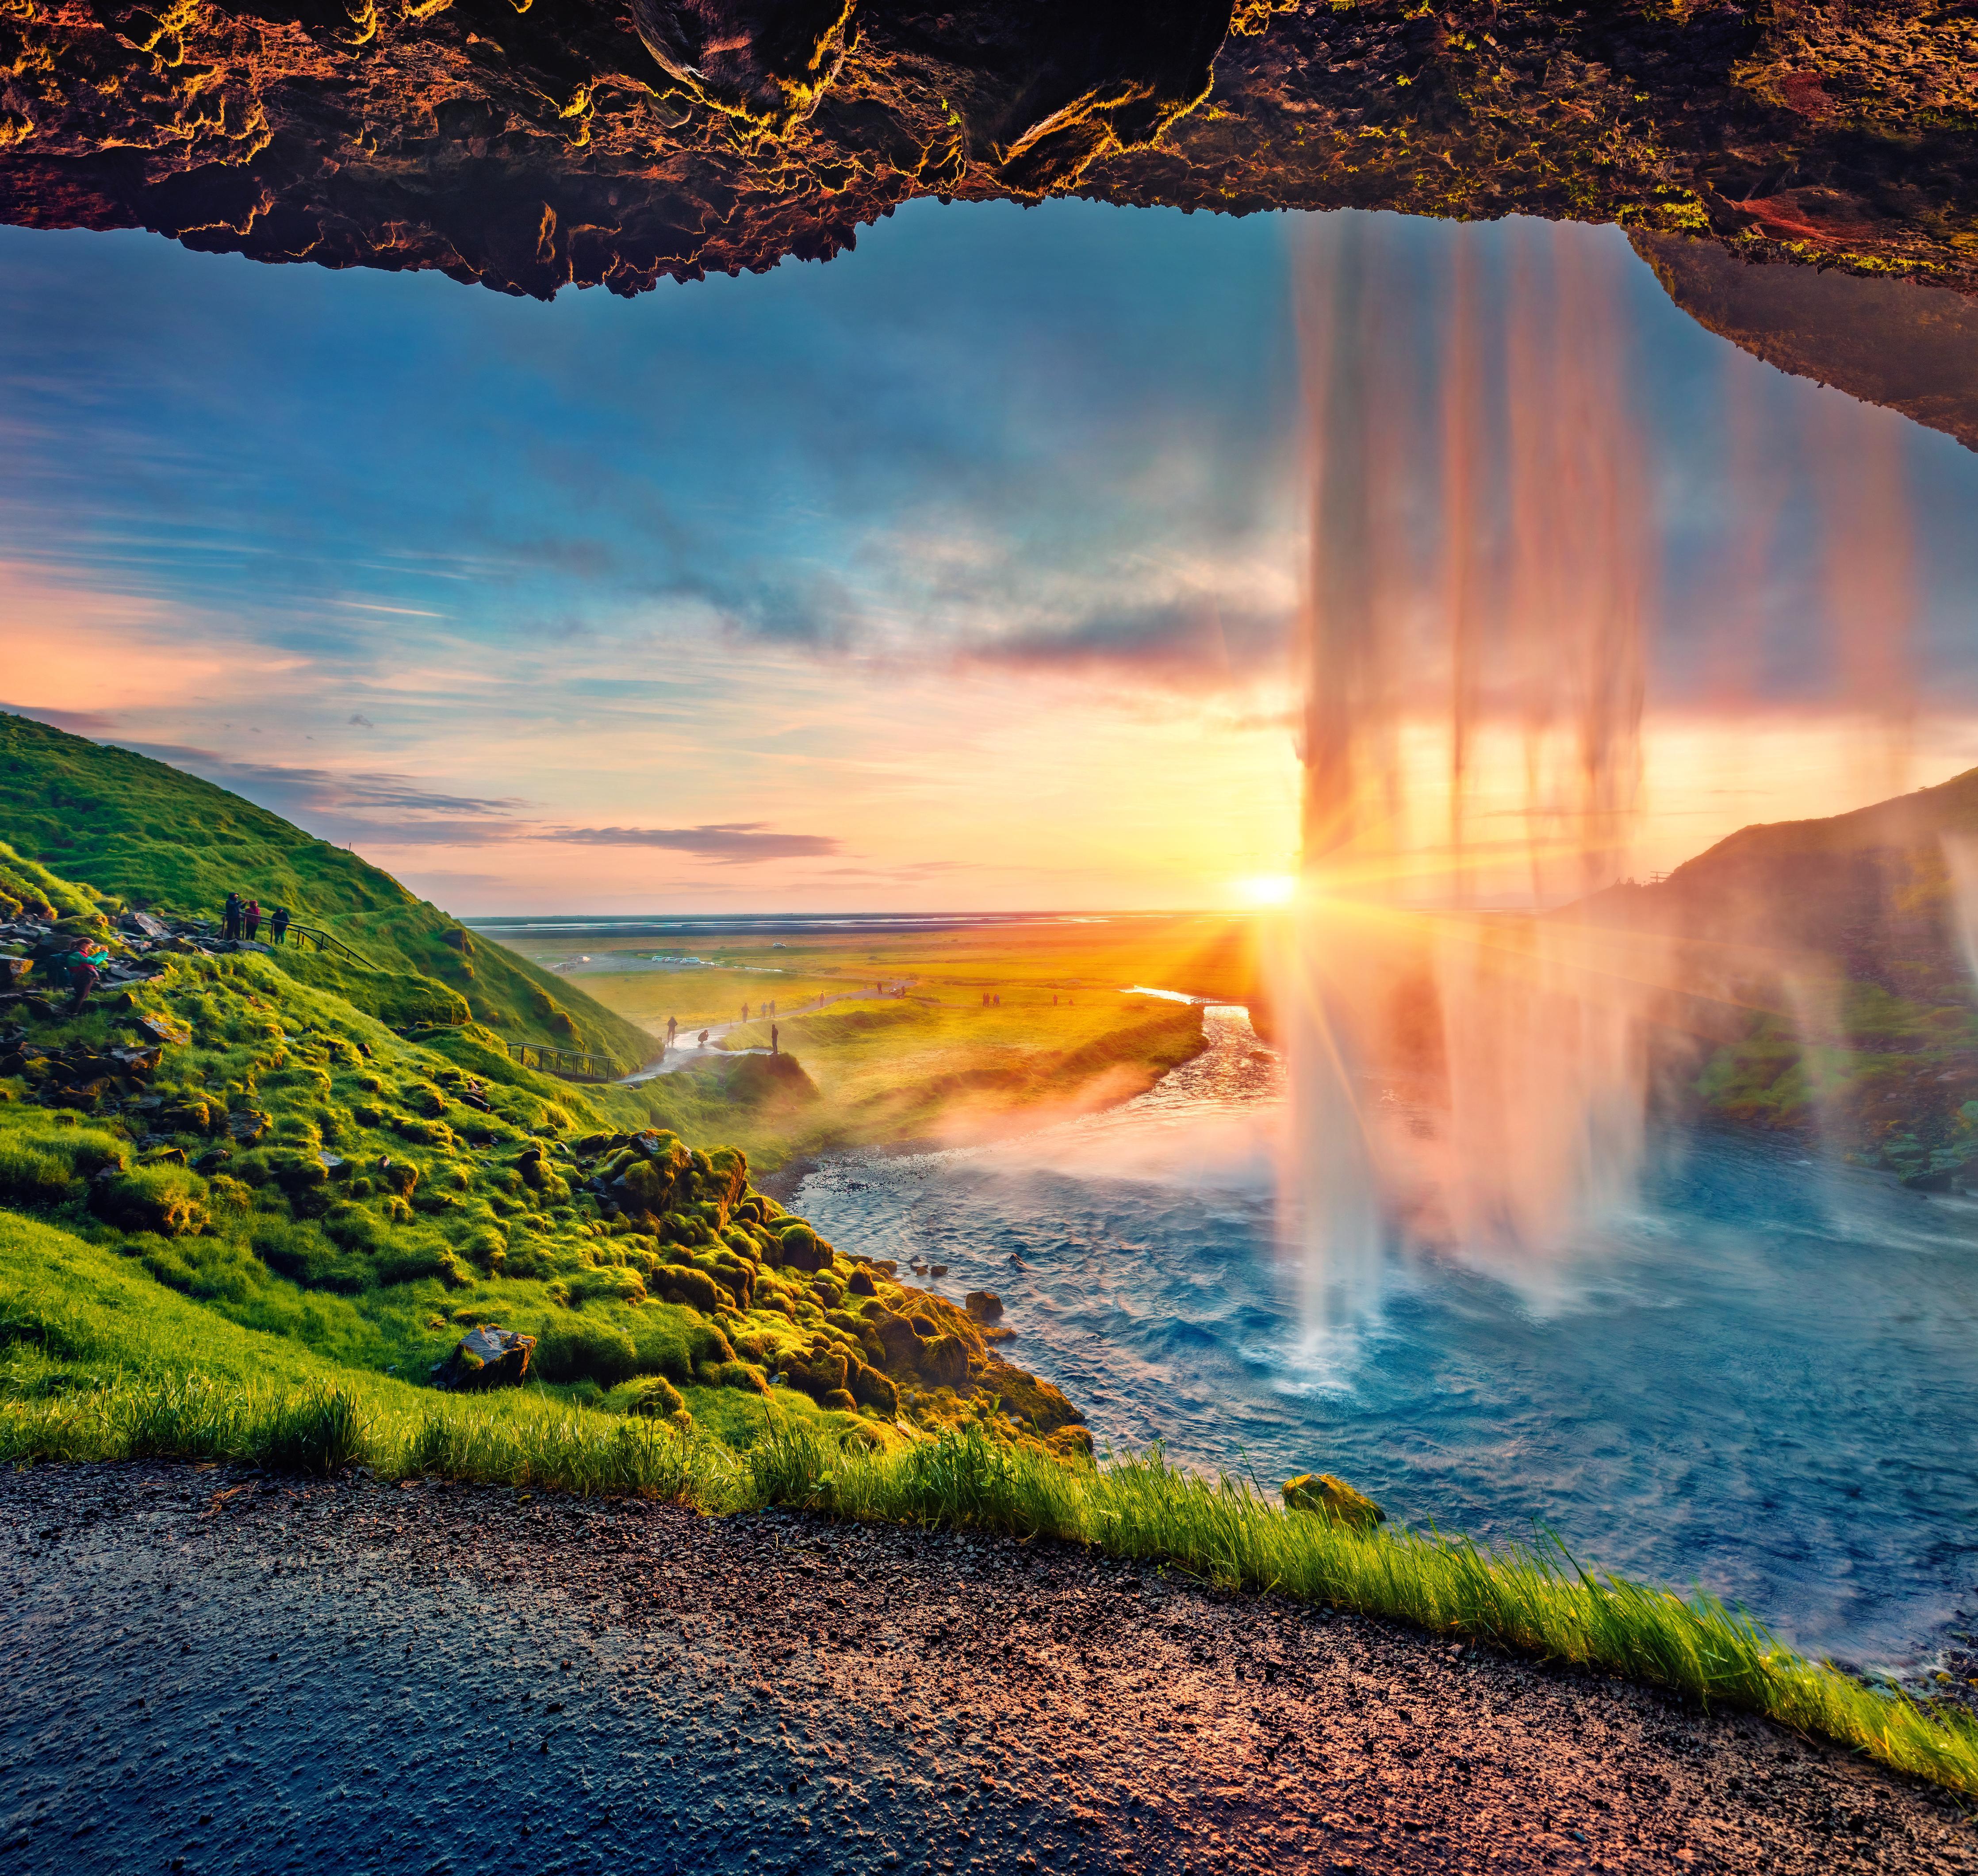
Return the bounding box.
[464,912,1145,938]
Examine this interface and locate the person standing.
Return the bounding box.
[243,899,262,942]
[64,944,104,1015]
[269,906,291,946]
[666,1015,678,1053]
[223,892,242,940]
[742,1001,750,1024]
[771,1022,779,1057]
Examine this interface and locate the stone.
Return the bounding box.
[916,1334,970,1390]
[137,1013,191,1046]
[430,1325,537,1391]
[964,1290,1003,1325]
[1283,1474,1386,1532]
[874,1313,924,1367]
[120,911,171,941]
[846,1267,877,1297]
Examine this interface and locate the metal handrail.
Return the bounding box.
[209,910,373,967]
[506,1041,621,1082]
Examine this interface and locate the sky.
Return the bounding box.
[4,200,1978,914]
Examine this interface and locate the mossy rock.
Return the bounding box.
[847,1359,899,1417]
[90,1165,208,1237]
[1284,1472,1385,1531]
[697,1359,768,1395]
[627,1375,686,1417]
[819,1388,858,1414]
[776,1221,831,1272]
[916,1333,970,1390]
[655,1263,724,1313]
[377,1158,420,1197]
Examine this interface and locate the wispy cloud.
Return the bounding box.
[542,823,842,861]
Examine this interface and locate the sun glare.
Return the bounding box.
[1236,872,1298,907]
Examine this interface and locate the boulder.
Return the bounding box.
[916,1333,970,1390]
[848,1359,899,1417]
[655,1264,724,1313]
[846,1267,877,1297]
[1283,1473,1386,1532]
[121,911,171,942]
[874,1313,925,1367]
[964,1290,1004,1325]
[776,1221,832,1272]
[431,1324,536,1391]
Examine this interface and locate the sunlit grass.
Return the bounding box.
[5,1351,1974,1799]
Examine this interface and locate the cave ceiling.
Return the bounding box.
[3,0,1977,439]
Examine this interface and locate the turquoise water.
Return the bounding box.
[795,1012,1978,1673]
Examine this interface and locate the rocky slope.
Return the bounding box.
[1636,230,1978,452]
[1,0,1974,310]
[0,839,1088,1452]
[0,712,654,1067]
[1580,764,1978,1179]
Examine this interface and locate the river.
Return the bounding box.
[794,1009,1978,1676]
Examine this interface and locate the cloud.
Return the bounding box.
[960,597,1289,688]
[1,701,123,736]
[128,741,840,865]
[541,824,842,861]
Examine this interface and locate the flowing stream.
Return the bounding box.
[795,1007,1978,1676]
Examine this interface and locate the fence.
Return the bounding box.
[207,910,373,967]
[505,1041,622,1083]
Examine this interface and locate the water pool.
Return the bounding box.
[795,1011,1978,1673]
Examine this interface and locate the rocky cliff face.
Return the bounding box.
[1635,229,1978,452]
[2,0,1974,301]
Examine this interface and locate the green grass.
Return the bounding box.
[5,1288,1974,1799]
[0,711,650,1064]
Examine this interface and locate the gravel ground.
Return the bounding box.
[4,1465,1974,1876]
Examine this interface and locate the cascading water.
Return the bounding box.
[1280,214,1666,1331]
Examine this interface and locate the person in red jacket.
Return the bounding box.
[242,899,262,941]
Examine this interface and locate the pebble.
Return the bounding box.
[1,1464,1973,1874]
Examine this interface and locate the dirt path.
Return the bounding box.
[621,987,916,1082]
[4,1465,1972,1875]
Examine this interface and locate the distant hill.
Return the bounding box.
[1576,767,1978,1179]
[1579,766,1978,1000]
[0,712,653,1068]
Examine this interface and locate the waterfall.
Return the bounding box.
[1279,213,1662,1329]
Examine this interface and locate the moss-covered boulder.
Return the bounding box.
[90,1164,208,1237]
[655,1263,724,1313]
[628,1375,686,1417]
[431,1324,535,1391]
[775,1221,832,1272]
[916,1333,970,1390]
[848,1359,899,1417]
[1284,1473,1386,1531]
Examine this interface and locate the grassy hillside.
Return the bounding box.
[1579,766,1978,1179]
[0,847,1089,1459]
[0,712,651,1066]
[8,1218,1977,1804]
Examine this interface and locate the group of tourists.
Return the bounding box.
[659,1010,780,1057]
[222,892,292,945]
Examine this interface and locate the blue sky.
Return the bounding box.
[4,200,1976,911]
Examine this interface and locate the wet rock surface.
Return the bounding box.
[4,1464,1974,1874]
[0,0,1974,306]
